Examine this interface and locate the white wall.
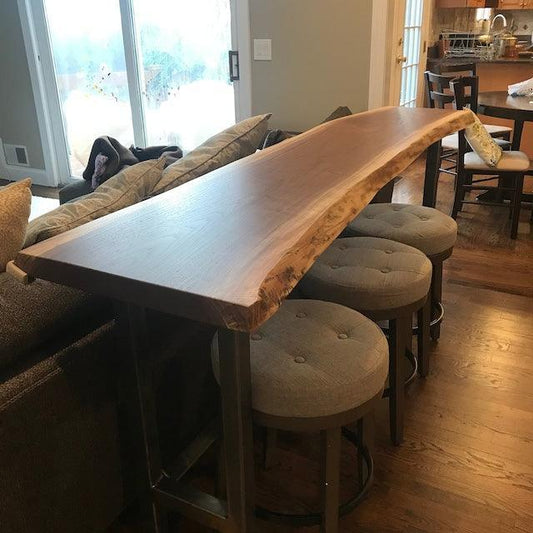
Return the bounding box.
[249,0,373,131]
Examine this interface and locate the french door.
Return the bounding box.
[390,0,430,108]
[22,0,250,179]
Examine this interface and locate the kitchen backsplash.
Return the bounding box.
[432,8,533,42]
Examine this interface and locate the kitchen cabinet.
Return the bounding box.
[437,0,497,7]
[498,0,532,8]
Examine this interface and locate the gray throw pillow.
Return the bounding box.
[151,114,271,195]
[24,157,165,247]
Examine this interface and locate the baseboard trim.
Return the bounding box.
[0,164,50,187]
[0,136,53,187]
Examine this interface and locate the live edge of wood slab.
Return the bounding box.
[16,107,473,332]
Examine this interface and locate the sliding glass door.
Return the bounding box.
[45,0,134,176]
[39,0,244,177]
[134,0,235,150]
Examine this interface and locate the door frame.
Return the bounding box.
[231,0,252,121]
[17,0,252,185]
[388,0,408,106]
[369,0,432,108]
[368,0,390,109]
[18,0,67,187]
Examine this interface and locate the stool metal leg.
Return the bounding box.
[356,418,365,489]
[417,297,431,377]
[320,428,341,533]
[217,329,256,532]
[430,262,443,341]
[263,428,279,470]
[389,317,408,445]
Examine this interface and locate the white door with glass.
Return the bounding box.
[31,0,249,178]
[391,0,429,108]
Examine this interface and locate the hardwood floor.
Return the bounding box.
[113,156,533,532]
[0,178,60,199]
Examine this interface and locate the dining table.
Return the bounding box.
[478,91,533,152]
[12,106,473,533]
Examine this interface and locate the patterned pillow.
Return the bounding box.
[0,179,32,271]
[151,114,271,195]
[464,110,503,167]
[24,157,165,247]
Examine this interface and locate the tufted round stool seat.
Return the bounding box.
[299,237,432,314]
[299,237,433,445]
[345,203,457,257]
[211,299,388,531]
[212,299,388,420]
[345,203,458,342]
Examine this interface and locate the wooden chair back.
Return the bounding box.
[449,77,479,169]
[450,75,480,114]
[424,71,455,109]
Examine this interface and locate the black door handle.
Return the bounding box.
[229,50,240,82]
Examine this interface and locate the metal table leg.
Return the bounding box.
[423,141,441,208]
[217,329,256,532]
[116,302,168,533]
[116,303,256,533]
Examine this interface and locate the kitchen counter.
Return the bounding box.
[428,57,533,65]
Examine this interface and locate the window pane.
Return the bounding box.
[133,0,235,152]
[44,0,134,177]
[400,0,424,107]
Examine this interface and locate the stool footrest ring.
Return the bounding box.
[413,301,445,335]
[254,427,373,527]
[382,347,418,398]
[380,302,445,337]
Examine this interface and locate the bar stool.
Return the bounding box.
[299,237,432,445]
[345,203,457,341]
[211,299,388,533]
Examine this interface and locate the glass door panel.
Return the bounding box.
[44,0,135,177]
[399,0,424,108]
[133,0,236,151]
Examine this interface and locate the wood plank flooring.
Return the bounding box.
[0,177,60,199]
[113,156,533,532]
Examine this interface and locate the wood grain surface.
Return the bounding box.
[15,107,473,331]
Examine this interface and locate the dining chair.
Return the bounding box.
[424,72,460,180]
[451,77,529,239]
[424,71,512,199]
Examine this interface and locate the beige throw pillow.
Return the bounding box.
[151,114,271,195]
[464,110,503,167]
[25,157,165,247]
[0,179,32,271]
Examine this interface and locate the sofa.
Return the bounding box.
[0,115,270,533]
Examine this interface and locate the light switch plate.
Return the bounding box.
[254,39,272,61]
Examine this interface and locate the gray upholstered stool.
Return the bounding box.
[299,237,433,445]
[212,299,388,533]
[345,203,457,341]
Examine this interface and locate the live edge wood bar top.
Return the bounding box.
[16,107,473,332]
